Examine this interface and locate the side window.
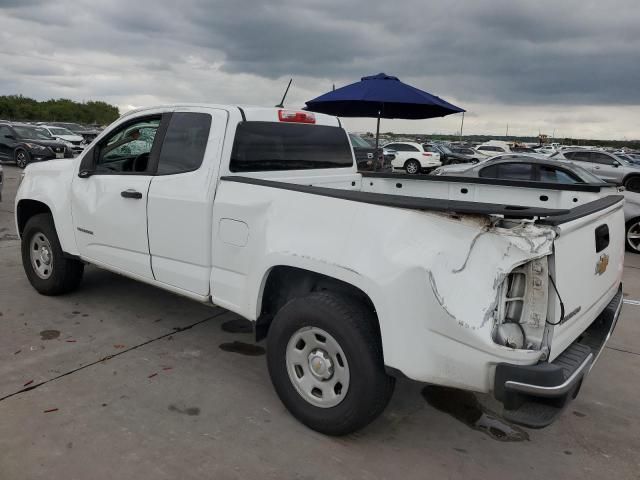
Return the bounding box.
[385,143,400,151]
[96,117,161,173]
[539,166,580,183]
[0,126,10,139]
[590,152,615,165]
[405,144,419,152]
[156,113,212,175]
[570,152,590,162]
[478,164,499,178]
[480,162,534,181]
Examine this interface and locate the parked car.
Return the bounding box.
[535,145,557,156]
[551,149,640,190]
[434,154,640,253]
[449,146,488,161]
[47,122,101,143]
[348,133,392,171]
[39,125,86,155]
[476,141,512,155]
[426,143,475,165]
[384,141,441,173]
[432,152,548,175]
[15,105,623,435]
[0,123,73,168]
[349,133,375,168]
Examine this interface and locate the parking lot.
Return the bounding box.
[1,163,639,479]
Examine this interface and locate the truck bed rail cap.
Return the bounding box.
[362,172,606,193]
[220,176,571,218]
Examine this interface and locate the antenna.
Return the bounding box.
[275,78,293,108]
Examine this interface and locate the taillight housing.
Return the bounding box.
[422,152,432,156]
[278,110,316,124]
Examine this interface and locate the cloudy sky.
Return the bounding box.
[1,0,638,139]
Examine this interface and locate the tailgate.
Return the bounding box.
[538,195,625,360]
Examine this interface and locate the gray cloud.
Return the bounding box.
[0,0,638,138]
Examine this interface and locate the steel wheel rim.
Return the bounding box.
[406,162,418,174]
[285,326,350,408]
[29,232,54,279]
[628,221,640,251]
[16,151,27,168]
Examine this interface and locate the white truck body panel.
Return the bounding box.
[15,103,624,400]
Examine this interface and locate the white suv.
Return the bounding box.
[385,141,441,174]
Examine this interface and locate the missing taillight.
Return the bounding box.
[493,258,549,350]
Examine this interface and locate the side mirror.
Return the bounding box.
[77,147,96,177]
[613,161,620,168]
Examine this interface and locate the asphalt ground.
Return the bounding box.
[1,164,639,479]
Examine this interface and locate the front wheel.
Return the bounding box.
[626,218,640,254]
[15,149,30,169]
[267,292,395,435]
[404,159,421,174]
[21,214,84,295]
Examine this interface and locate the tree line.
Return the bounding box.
[0,95,120,125]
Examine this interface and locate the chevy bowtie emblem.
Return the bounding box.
[595,253,609,275]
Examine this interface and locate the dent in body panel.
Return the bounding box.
[426,220,555,331]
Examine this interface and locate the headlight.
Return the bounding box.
[24,143,48,153]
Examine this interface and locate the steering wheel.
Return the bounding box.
[132,152,150,172]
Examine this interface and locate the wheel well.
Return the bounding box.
[256,266,377,341]
[17,200,52,237]
[623,173,640,185]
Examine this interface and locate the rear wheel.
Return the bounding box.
[267,292,395,435]
[15,149,30,169]
[404,159,421,174]
[624,176,640,192]
[626,218,640,254]
[21,214,84,295]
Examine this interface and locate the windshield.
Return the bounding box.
[13,126,52,140]
[49,127,75,136]
[349,134,372,149]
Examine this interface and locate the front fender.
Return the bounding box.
[15,159,78,255]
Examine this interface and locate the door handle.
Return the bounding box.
[121,189,143,199]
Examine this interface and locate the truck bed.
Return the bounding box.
[221,175,623,224]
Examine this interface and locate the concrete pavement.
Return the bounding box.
[1,164,639,480]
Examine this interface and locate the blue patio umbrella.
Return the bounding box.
[305,73,465,164]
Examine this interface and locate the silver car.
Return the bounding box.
[550,149,640,190]
[433,155,640,254]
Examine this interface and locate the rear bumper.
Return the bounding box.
[493,284,622,428]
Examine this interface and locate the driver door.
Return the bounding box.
[70,113,168,279]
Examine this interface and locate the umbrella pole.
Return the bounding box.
[375,114,381,170]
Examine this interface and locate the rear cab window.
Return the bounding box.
[156,112,212,175]
[230,122,353,172]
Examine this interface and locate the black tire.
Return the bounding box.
[404,159,421,174]
[21,213,84,295]
[267,292,395,436]
[623,176,640,193]
[15,149,30,169]
[625,218,640,254]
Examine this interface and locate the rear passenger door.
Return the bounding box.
[147,108,228,296]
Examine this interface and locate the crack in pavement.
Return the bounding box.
[605,345,640,356]
[0,309,228,403]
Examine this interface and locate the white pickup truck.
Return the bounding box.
[15,105,624,435]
